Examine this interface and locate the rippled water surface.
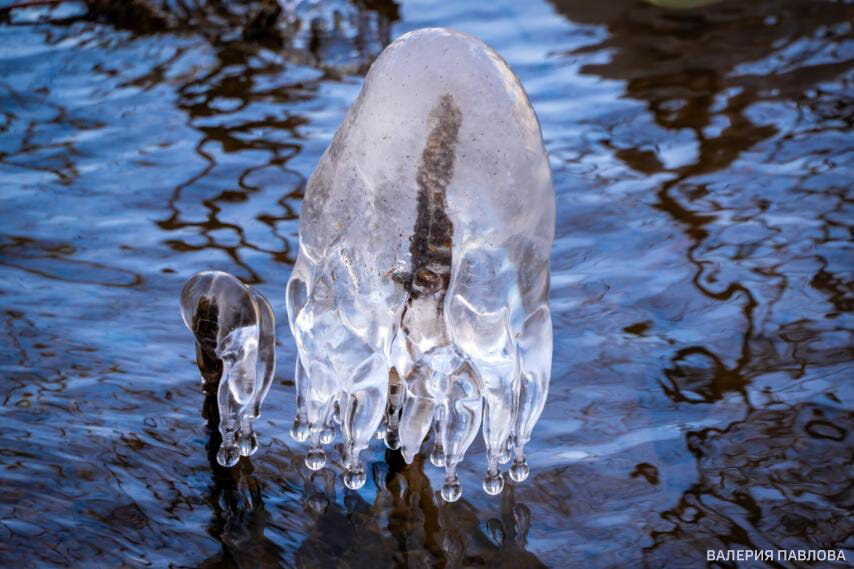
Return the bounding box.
[1,1,852,567]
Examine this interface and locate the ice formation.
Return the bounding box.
[181,271,276,467]
[286,28,554,501]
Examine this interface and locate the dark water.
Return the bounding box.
[0,0,852,567]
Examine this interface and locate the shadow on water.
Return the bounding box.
[198,388,286,569]
[290,451,547,569]
[198,395,548,568]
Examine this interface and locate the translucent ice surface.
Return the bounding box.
[286,28,554,500]
[181,271,275,467]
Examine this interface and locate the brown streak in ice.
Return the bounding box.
[402,93,462,302]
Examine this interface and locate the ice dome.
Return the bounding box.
[287,28,554,501]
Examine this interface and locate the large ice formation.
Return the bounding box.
[286,28,554,501]
[181,271,276,467]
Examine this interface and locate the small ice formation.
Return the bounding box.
[181,271,276,467]
[286,28,554,501]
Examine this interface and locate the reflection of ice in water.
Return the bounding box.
[181,271,275,467]
[286,28,554,501]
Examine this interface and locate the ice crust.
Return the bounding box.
[181,271,276,467]
[286,28,554,500]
